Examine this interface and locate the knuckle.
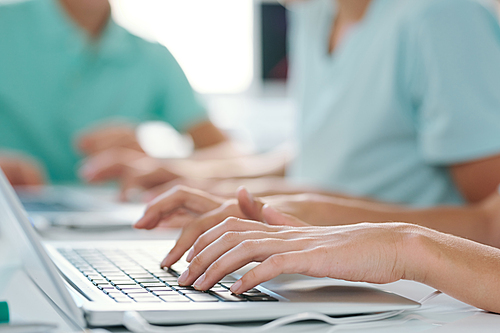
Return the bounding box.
[206,260,223,278]
[193,235,207,252]
[239,239,257,251]
[243,269,258,283]
[221,217,239,230]
[190,254,204,269]
[268,254,285,269]
[220,231,240,245]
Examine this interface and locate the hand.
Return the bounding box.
[0,155,46,186]
[79,147,183,201]
[137,186,308,267]
[137,186,254,267]
[76,123,143,156]
[176,212,412,294]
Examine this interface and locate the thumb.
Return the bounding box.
[261,204,309,227]
[237,186,265,221]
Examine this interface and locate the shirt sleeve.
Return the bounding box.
[414,0,500,165]
[150,44,208,133]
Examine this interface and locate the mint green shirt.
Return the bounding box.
[0,0,207,183]
[287,0,500,206]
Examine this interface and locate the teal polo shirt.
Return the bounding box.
[0,0,207,183]
[287,0,500,206]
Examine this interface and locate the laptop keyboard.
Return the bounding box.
[58,247,278,303]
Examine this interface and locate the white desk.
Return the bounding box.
[1,226,500,333]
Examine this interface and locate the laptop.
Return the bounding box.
[0,170,420,328]
[15,185,144,229]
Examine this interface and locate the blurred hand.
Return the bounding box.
[79,147,148,183]
[0,155,46,186]
[79,147,184,201]
[176,214,410,294]
[76,123,143,156]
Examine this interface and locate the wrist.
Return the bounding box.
[398,224,439,285]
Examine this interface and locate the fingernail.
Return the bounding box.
[262,204,273,224]
[178,268,189,285]
[133,218,145,229]
[246,189,254,202]
[193,274,206,290]
[186,248,195,262]
[160,255,170,268]
[230,280,242,294]
[134,217,150,229]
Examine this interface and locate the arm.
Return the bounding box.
[175,212,500,314]
[186,121,227,151]
[136,185,500,267]
[259,191,500,247]
[450,154,500,203]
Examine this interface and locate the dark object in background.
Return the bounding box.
[261,2,288,80]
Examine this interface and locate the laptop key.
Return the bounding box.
[113,282,138,286]
[126,290,151,295]
[211,291,247,302]
[141,283,168,288]
[187,294,220,302]
[134,279,160,284]
[153,291,180,296]
[159,295,191,302]
[241,288,263,294]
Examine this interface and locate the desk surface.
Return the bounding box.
[1,225,499,333]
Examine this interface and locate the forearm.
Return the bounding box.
[402,226,500,313]
[264,193,497,247]
[166,152,290,180]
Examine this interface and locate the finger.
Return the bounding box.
[79,153,127,182]
[119,169,146,202]
[191,239,306,291]
[262,204,309,227]
[160,203,242,267]
[230,250,313,294]
[188,218,275,262]
[237,186,265,221]
[128,167,178,191]
[135,187,222,229]
[179,230,283,287]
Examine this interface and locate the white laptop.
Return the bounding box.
[0,169,419,328]
[15,185,144,229]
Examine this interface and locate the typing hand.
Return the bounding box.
[177,213,410,294]
[136,187,255,267]
[138,186,308,268]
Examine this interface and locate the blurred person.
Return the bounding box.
[88,0,500,208]
[0,0,229,186]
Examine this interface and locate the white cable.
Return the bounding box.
[122,290,444,333]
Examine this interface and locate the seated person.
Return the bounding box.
[0,0,228,185]
[83,0,500,210]
[138,187,500,314]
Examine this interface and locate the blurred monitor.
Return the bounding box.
[259,1,288,81]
